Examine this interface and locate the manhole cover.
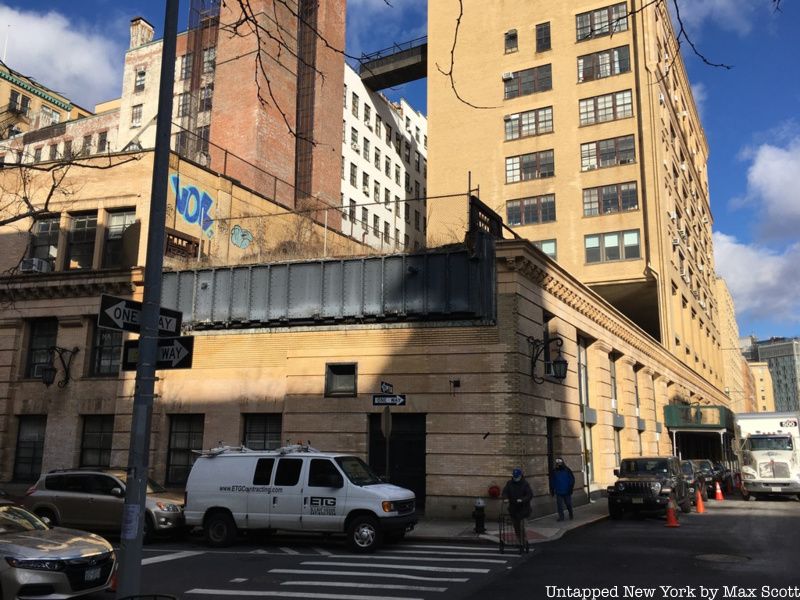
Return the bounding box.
[695,554,751,563]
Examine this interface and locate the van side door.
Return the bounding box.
[269,458,304,531]
[246,458,274,529]
[302,458,346,532]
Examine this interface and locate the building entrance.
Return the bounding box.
[368,413,427,510]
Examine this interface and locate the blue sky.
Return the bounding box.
[1,0,798,341]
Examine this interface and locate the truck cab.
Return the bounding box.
[735,412,800,499]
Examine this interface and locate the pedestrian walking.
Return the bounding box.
[550,457,575,521]
[502,467,533,545]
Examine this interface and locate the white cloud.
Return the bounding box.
[734,134,800,239]
[0,5,125,109]
[346,0,426,59]
[713,232,800,325]
[673,0,763,36]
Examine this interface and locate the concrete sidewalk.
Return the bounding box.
[407,499,609,545]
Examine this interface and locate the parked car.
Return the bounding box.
[0,504,115,599]
[691,459,727,495]
[681,460,708,503]
[607,456,692,519]
[23,468,184,541]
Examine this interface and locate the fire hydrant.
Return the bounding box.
[473,497,486,534]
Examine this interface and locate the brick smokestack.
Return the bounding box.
[130,17,155,50]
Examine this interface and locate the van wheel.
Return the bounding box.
[204,511,237,547]
[347,515,381,553]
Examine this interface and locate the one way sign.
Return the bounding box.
[98,294,182,337]
[122,336,194,371]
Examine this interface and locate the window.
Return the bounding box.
[103,210,137,268]
[362,171,369,191]
[352,93,359,118]
[66,213,97,270]
[63,140,72,159]
[395,165,401,185]
[48,144,57,161]
[13,416,46,482]
[504,65,552,99]
[533,239,557,259]
[583,182,638,216]
[33,147,42,163]
[361,207,368,230]
[580,135,635,170]
[363,138,370,160]
[363,104,371,124]
[576,3,629,41]
[166,414,204,485]
[404,141,411,163]
[610,356,618,408]
[30,216,59,269]
[196,125,210,155]
[202,46,216,73]
[253,458,275,485]
[536,22,551,52]
[404,203,410,223]
[350,127,358,146]
[577,46,630,82]
[373,180,380,201]
[375,115,382,137]
[585,229,640,263]
[504,106,553,140]
[180,53,193,79]
[506,194,556,226]
[349,163,357,186]
[97,131,108,153]
[177,93,191,118]
[200,84,213,111]
[325,363,357,397]
[80,415,114,467]
[348,199,356,222]
[383,221,390,242]
[26,318,57,379]
[385,124,392,145]
[308,459,342,487]
[414,151,421,172]
[505,149,554,183]
[414,210,420,231]
[130,104,143,128]
[579,90,633,125]
[91,327,122,376]
[275,458,303,486]
[134,69,146,92]
[374,148,381,169]
[505,29,518,53]
[243,414,281,450]
[82,135,93,156]
[613,428,622,467]
[373,214,380,236]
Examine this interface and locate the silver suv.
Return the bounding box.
[23,469,184,541]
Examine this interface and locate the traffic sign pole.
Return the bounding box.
[116,1,178,597]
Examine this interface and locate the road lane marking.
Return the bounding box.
[186,589,423,600]
[279,547,299,555]
[270,568,468,582]
[230,578,248,583]
[301,561,489,573]
[142,551,204,565]
[400,544,492,551]
[383,549,505,558]
[312,546,333,556]
[281,581,447,592]
[323,554,506,564]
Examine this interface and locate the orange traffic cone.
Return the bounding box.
[714,481,724,501]
[695,489,706,514]
[665,496,680,527]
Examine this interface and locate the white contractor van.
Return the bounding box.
[184,444,417,552]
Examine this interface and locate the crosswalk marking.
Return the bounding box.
[270,568,469,582]
[384,548,503,557]
[281,581,447,592]
[186,589,424,600]
[142,551,204,565]
[301,560,489,573]
[400,544,491,551]
[323,554,507,564]
[312,546,333,555]
[279,546,299,555]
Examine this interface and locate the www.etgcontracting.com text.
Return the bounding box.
[545,586,800,599]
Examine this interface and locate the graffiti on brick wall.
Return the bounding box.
[170,174,214,237]
[230,224,254,249]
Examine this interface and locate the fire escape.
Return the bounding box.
[0,101,30,140]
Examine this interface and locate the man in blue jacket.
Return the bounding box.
[550,457,575,521]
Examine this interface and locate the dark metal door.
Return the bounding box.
[368,413,426,510]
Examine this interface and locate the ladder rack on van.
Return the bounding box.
[277,443,320,454]
[194,445,255,457]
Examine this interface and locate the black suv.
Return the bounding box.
[607,456,692,519]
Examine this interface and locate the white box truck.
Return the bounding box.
[735,411,800,499]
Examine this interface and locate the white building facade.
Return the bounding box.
[340,64,427,251]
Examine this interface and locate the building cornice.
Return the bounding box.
[0,70,72,111]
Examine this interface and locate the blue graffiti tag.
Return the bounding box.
[170,174,214,237]
[230,224,254,249]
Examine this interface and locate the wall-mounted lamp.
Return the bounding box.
[41,346,79,388]
[528,335,568,384]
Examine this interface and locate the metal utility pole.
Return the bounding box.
[116,0,178,596]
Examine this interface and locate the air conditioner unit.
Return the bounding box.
[692,290,700,299]
[698,264,705,272]
[678,228,687,238]
[701,216,708,224]
[681,111,688,118]
[700,301,707,309]
[683,274,691,284]
[680,162,688,171]
[679,268,686,276]
[31,363,47,379]
[668,211,677,221]
[362,186,370,195]
[672,237,680,246]
[19,257,51,273]
[351,142,360,152]
[658,93,665,105]
[502,72,515,81]
[585,164,598,171]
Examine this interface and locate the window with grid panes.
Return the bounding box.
[200,84,213,111]
[166,414,204,485]
[243,414,281,450]
[30,216,59,269]
[533,239,557,259]
[134,69,146,92]
[383,221,390,242]
[91,326,122,376]
[363,138,370,160]
[384,188,390,205]
[352,93,359,118]
[66,213,97,270]
[576,3,628,41]
[33,147,42,163]
[103,210,137,268]
[131,104,143,127]
[350,127,358,146]
[177,93,190,117]
[374,148,381,169]
[349,200,356,221]
[505,150,554,183]
[13,416,46,482]
[375,115,382,137]
[181,53,193,79]
[504,64,552,99]
[80,415,113,467]
[404,203,410,223]
[97,131,108,153]
[536,22,551,52]
[504,106,553,140]
[506,195,556,226]
[196,125,209,154]
[505,30,518,53]
[579,90,633,126]
[373,181,380,201]
[364,104,371,124]
[385,156,391,176]
[26,318,57,378]
[414,210,420,231]
[385,124,392,145]
[584,230,640,263]
[349,163,357,186]
[202,46,216,73]
[577,46,630,82]
[361,207,368,230]
[82,135,92,155]
[580,135,635,171]
[583,182,638,216]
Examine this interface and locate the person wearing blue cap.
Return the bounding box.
[502,467,533,546]
[549,457,575,521]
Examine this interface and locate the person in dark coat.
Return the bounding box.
[549,457,575,521]
[502,467,533,544]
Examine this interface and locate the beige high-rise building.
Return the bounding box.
[749,362,776,413]
[428,1,721,387]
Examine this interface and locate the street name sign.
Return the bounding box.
[372,394,406,406]
[122,336,194,371]
[98,294,182,337]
